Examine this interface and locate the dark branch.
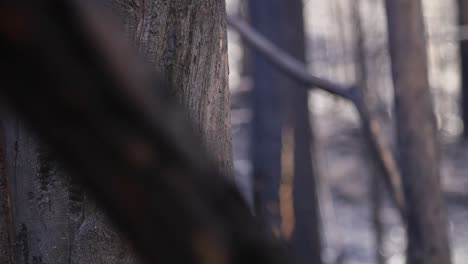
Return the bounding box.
[227,15,406,220]
[226,15,355,99]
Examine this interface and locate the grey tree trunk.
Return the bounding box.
[0,1,233,263]
[384,1,452,264]
[352,2,385,264]
[458,0,468,139]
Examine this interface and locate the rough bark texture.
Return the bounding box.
[385,1,452,264]
[107,0,233,176]
[458,0,468,138]
[2,117,87,264]
[1,1,233,263]
[0,124,13,264]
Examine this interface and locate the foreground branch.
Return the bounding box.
[227,15,406,219]
[0,2,288,264]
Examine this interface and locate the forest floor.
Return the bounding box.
[230,86,468,264]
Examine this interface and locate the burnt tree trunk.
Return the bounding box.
[286,2,323,264]
[249,0,284,236]
[458,0,468,139]
[2,116,88,264]
[384,1,452,264]
[249,0,322,263]
[0,125,13,264]
[1,1,233,264]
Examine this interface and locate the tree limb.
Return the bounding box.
[227,15,406,220]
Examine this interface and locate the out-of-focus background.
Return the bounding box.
[226,1,468,263]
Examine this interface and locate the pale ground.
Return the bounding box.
[227,0,468,263]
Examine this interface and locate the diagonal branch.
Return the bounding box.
[227,15,406,220]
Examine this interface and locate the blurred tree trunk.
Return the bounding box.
[286,2,323,264]
[249,0,284,237]
[239,0,251,78]
[352,2,385,264]
[249,0,322,263]
[0,1,233,263]
[458,0,468,139]
[384,1,452,264]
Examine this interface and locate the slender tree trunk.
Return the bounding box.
[384,1,452,264]
[286,2,323,264]
[249,0,322,262]
[352,2,385,264]
[249,0,284,236]
[458,0,468,139]
[1,1,233,263]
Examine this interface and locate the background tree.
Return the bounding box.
[249,0,285,237]
[352,1,385,263]
[385,0,452,263]
[249,0,322,263]
[458,0,468,139]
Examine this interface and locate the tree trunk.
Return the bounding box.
[249,0,284,236]
[249,0,322,262]
[286,2,323,264]
[107,0,233,176]
[0,124,13,264]
[1,1,233,263]
[384,1,452,264]
[352,2,385,264]
[2,116,88,264]
[458,0,468,139]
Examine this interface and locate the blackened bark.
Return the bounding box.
[2,117,85,264]
[285,2,323,264]
[249,0,322,262]
[385,1,452,264]
[249,0,284,236]
[0,124,13,264]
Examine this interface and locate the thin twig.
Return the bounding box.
[227,15,406,220]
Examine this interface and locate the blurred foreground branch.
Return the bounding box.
[0,2,289,264]
[227,15,406,220]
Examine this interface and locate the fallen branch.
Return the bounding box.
[227,15,406,220]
